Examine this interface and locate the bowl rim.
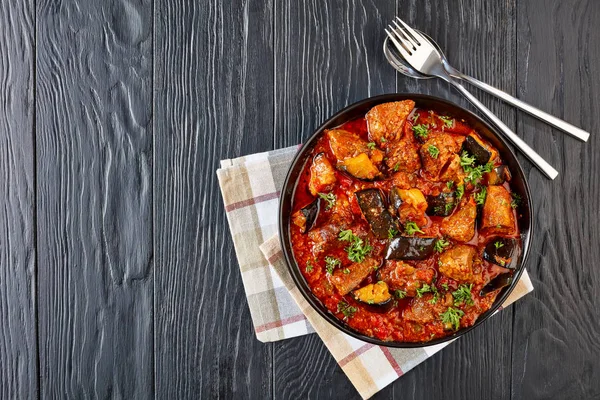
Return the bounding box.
[278,93,533,348]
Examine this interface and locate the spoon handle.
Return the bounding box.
[451,71,590,142]
[449,79,559,180]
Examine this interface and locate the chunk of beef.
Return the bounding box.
[308,153,337,195]
[330,258,379,295]
[366,100,416,148]
[441,197,477,242]
[438,245,477,283]
[419,134,461,180]
[403,292,453,324]
[481,185,516,234]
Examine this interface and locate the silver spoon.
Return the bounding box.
[384,34,590,142]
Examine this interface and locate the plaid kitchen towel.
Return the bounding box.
[217,145,534,399]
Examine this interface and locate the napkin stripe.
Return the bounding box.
[225,190,280,212]
[255,314,308,333]
[380,347,403,377]
[338,343,376,367]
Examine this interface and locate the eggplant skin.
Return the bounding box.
[426,192,456,217]
[480,272,512,296]
[389,186,403,214]
[386,236,436,260]
[483,237,521,269]
[488,165,511,185]
[296,198,321,233]
[355,188,397,239]
[461,135,491,166]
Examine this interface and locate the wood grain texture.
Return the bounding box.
[0,1,37,399]
[36,0,154,398]
[512,1,600,399]
[393,2,518,400]
[153,0,274,398]
[273,1,396,398]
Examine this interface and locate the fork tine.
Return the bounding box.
[391,20,418,49]
[385,28,412,60]
[387,24,415,54]
[395,16,424,45]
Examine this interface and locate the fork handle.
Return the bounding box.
[451,72,590,142]
[449,79,559,180]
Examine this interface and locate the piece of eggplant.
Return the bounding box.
[388,186,403,215]
[461,135,491,166]
[480,272,512,296]
[426,192,457,217]
[386,236,436,260]
[487,165,511,185]
[355,188,397,239]
[483,237,521,269]
[352,281,393,307]
[295,198,321,233]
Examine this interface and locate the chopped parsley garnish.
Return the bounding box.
[367,142,376,150]
[440,307,465,330]
[395,290,406,299]
[317,192,336,210]
[439,115,454,128]
[473,186,487,205]
[428,144,440,159]
[337,301,357,320]
[324,256,341,274]
[460,151,493,183]
[338,229,373,263]
[434,238,450,253]
[459,151,476,167]
[343,268,350,274]
[412,112,419,123]
[381,137,387,143]
[388,227,398,240]
[446,180,454,189]
[511,193,522,209]
[412,124,429,139]
[416,283,437,298]
[441,283,449,291]
[452,284,474,307]
[404,221,424,236]
[305,260,313,273]
[494,241,504,249]
[393,163,400,172]
[455,184,465,200]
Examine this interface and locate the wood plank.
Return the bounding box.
[0,1,37,398]
[512,1,600,399]
[273,0,396,398]
[153,0,274,398]
[36,0,154,397]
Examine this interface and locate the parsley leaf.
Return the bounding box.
[434,238,450,253]
[338,230,373,263]
[416,283,437,298]
[394,289,406,299]
[393,163,400,172]
[413,124,429,139]
[439,115,454,128]
[494,241,504,249]
[460,151,476,167]
[404,221,424,236]
[452,284,474,307]
[324,256,341,274]
[428,144,440,159]
[317,192,336,210]
[440,307,465,330]
[305,260,313,273]
[337,301,357,320]
[473,186,487,205]
[441,283,449,291]
[511,193,521,209]
[455,184,465,200]
[388,227,398,240]
[367,142,376,150]
[446,180,454,189]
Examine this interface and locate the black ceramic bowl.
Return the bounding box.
[278,93,533,347]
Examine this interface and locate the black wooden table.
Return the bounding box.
[2,1,599,399]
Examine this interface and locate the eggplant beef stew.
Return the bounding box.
[290,100,522,343]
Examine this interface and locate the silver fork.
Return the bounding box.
[386,17,559,180]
